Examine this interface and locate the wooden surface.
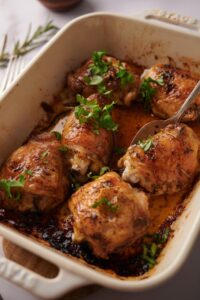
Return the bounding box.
[3,239,100,300]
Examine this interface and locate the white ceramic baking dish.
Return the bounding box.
[0,9,200,299]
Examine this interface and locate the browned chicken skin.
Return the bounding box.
[0,133,69,212]
[142,64,200,121]
[119,124,200,195]
[69,171,149,259]
[67,55,140,106]
[62,108,113,177]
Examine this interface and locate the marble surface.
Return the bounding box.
[0,0,200,299]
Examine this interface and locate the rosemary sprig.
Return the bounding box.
[0,20,59,68]
[0,35,9,68]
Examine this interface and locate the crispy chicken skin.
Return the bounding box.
[142,64,200,121]
[62,111,113,177]
[119,124,200,195]
[67,55,140,106]
[69,171,149,259]
[0,133,69,212]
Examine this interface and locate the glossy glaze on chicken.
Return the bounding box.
[67,53,140,106]
[142,64,200,121]
[119,124,200,195]
[0,51,200,277]
[0,133,69,212]
[62,100,113,178]
[69,172,149,259]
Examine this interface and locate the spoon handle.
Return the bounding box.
[174,80,200,123]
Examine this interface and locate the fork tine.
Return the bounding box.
[0,56,25,94]
[12,56,24,81]
[0,56,15,93]
[19,57,25,73]
[6,57,18,87]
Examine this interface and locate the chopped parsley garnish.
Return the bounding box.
[59,145,68,153]
[40,150,49,159]
[140,76,164,111]
[116,65,134,87]
[83,51,112,95]
[97,82,112,95]
[84,75,103,85]
[88,166,110,180]
[85,51,133,94]
[0,175,25,200]
[75,94,118,134]
[141,243,157,269]
[91,197,118,213]
[24,169,33,176]
[142,227,171,269]
[153,227,170,244]
[89,51,109,75]
[138,137,153,152]
[52,131,62,141]
[113,146,126,155]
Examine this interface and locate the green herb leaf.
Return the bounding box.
[52,131,62,141]
[40,150,49,159]
[140,76,164,111]
[150,243,158,257]
[75,95,118,134]
[87,75,104,85]
[83,50,112,95]
[154,227,170,244]
[0,35,9,68]
[90,51,108,75]
[24,169,33,176]
[0,175,25,199]
[88,166,110,180]
[141,243,157,269]
[138,137,153,152]
[92,51,106,62]
[141,227,171,270]
[91,197,118,213]
[59,146,68,153]
[141,254,156,268]
[97,83,112,95]
[116,66,134,87]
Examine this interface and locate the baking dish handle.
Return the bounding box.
[135,9,200,31]
[0,255,89,299]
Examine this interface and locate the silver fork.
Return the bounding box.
[0,56,25,94]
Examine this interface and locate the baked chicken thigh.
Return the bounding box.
[69,171,149,259]
[119,124,200,195]
[62,94,114,177]
[67,51,140,106]
[0,133,69,212]
[141,64,200,121]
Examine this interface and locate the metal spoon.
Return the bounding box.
[131,80,200,145]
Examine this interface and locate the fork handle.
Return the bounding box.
[174,80,200,123]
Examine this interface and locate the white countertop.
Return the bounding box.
[0,0,200,299]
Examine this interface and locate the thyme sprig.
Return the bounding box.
[0,20,59,68]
